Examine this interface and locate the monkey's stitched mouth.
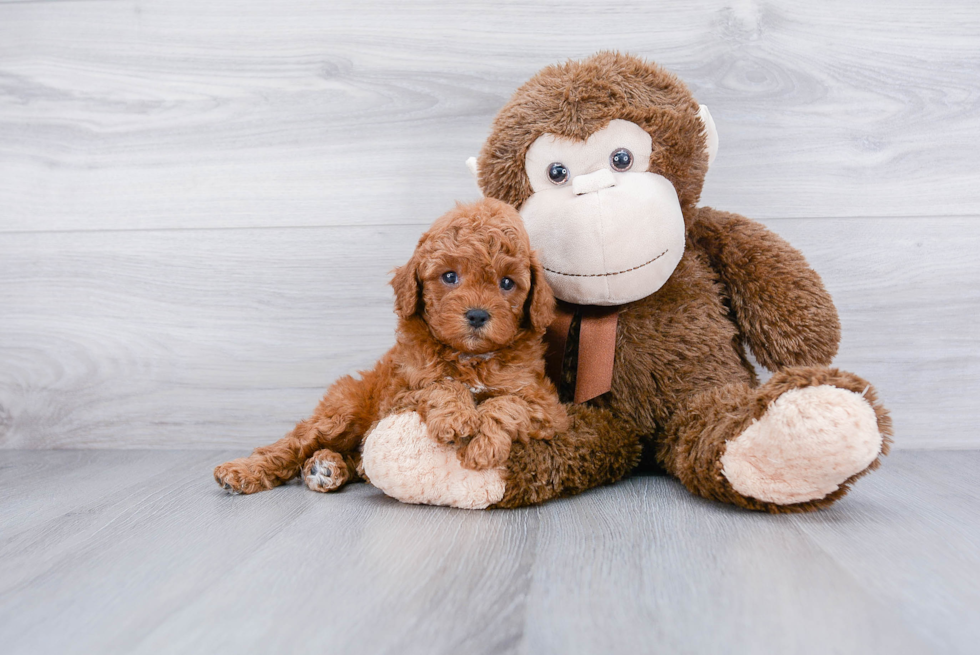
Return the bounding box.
[542,249,668,278]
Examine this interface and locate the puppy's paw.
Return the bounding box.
[214,458,276,495]
[527,423,559,442]
[460,433,510,470]
[427,420,458,446]
[426,410,479,446]
[546,407,571,437]
[302,449,351,493]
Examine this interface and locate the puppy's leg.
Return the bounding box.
[463,386,571,470]
[517,381,570,441]
[410,381,481,446]
[461,396,531,470]
[215,375,372,494]
[215,416,349,495]
[302,449,362,493]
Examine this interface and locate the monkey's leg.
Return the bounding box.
[361,405,638,509]
[658,366,892,513]
[491,404,642,508]
[214,375,372,494]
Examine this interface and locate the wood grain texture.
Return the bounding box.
[1,217,976,449]
[0,224,420,449]
[0,1,977,450]
[789,451,980,654]
[0,449,976,654]
[0,0,978,232]
[524,471,931,655]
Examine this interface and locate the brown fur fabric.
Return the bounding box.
[495,403,643,508]
[476,53,891,511]
[214,198,567,494]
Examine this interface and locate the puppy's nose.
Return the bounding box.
[465,309,490,329]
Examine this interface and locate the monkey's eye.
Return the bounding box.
[500,277,515,291]
[441,271,459,285]
[610,148,633,172]
[547,162,569,185]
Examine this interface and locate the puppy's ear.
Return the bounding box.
[391,253,423,320]
[524,251,556,332]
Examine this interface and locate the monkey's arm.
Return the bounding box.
[491,404,641,508]
[688,206,840,371]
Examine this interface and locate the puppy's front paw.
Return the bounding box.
[460,433,510,470]
[214,458,276,494]
[302,450,351,493]
[426,411,480,446]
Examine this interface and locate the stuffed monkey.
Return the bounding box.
[363,52,891,512]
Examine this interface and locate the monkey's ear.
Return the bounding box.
[524,251,556,332]
[697,105,719,167]
[465,157,484,196]
[391,254,423,320]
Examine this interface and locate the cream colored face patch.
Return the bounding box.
[525,119,655,193]
[519,120,686,306]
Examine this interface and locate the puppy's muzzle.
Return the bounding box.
[465,309,490,329]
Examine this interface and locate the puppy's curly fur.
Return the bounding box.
[214,198,567,495]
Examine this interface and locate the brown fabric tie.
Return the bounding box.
[545,302,619,404]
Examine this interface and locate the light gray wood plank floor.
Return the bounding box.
[1,450,976,655]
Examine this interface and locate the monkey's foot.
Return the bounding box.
[361,412,505,510]
[720,385,883,505]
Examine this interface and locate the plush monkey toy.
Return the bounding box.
[362,52,891,512]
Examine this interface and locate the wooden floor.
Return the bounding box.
[0,450,976,655]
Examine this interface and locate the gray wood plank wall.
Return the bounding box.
[1,0,978,448]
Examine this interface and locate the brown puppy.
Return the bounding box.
[214,198,567,494]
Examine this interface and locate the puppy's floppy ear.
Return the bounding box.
[391,253,423,319]
[523,250,556,332]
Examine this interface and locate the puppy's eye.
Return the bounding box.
[441,271,459,285]
[500,277,515,291]
[610,148,633,172]
[547,162,569,185]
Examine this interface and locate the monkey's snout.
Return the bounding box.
[465,309,490,329]
[573,169,616,195]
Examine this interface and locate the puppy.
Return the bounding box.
[214,198,568,494]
